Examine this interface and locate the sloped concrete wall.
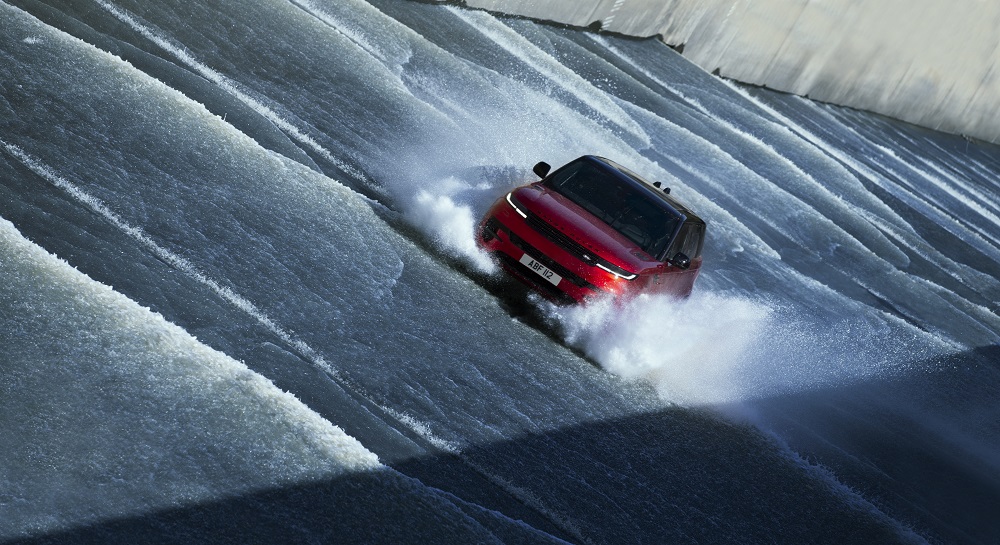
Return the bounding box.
[449,0,1000,143]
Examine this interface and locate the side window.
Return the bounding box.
[670,221,705,259]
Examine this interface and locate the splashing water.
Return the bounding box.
[542,285,954,409]
[544,292,773,405]
[402,182,498,274]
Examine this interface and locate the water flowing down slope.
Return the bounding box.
[0,216,538,544]
[2,1,999,543]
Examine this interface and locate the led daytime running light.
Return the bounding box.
[506,192,527,218]
[596,262,637,280]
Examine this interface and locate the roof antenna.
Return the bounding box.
[663,187,671,194]
[653,181,662,188]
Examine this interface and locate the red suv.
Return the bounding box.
[477,156,705,304]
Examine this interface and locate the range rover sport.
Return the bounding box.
[477,155,705,304]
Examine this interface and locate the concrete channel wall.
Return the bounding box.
[444,0,1000,143]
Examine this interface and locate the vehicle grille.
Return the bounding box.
[507,231,596,290]
[524,214,596,264]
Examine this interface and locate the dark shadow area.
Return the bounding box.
[5,403,928,545]
[3,467,565,545]
[728,345,1000,545]
[456,409,918,545]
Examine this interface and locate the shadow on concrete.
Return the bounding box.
[4,466,561,545]
[6,397,947,545]
[731,344,1000,545]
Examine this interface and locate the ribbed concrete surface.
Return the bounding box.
[448,0,1000,143]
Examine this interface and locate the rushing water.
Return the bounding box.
[2,1,998,543]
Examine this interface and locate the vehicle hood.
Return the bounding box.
[515,185,659,271]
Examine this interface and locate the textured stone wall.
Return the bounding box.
[447,0,1000,143]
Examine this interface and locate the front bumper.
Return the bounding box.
[477,206,632,304]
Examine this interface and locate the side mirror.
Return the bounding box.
[533,161,551,179]
[670,252,691,270]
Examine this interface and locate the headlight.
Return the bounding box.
[596,262,637,280]
[506,192,527,218]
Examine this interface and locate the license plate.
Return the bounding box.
[519,253,562,286]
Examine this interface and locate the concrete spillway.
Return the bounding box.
[449,0,1000,144]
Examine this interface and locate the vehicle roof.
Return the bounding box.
[586,155,705,225]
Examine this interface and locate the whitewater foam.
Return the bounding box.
[402,181,498,274]
[541,285,956,407]
[543,292,773,405]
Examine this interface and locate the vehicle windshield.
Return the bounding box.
[546,159,681,258]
